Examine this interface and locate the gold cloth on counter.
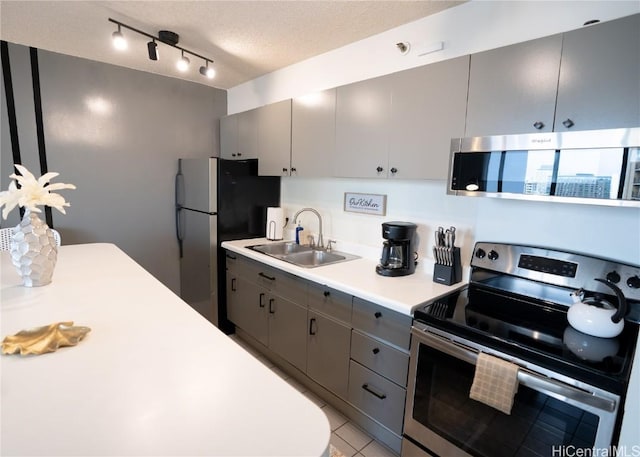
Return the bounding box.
[2,321,91,356]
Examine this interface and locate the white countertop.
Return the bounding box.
[222,238,467,316]
[1,243,330,457]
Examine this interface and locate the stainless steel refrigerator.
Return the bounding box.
[175,158,280,330]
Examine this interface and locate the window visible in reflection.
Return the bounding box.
[623,148,640,201]
[556,148,624,199]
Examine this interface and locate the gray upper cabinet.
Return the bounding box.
[220,109,258,160]
[335,75,392,178]
[291,89,336,177]
[389,56,470,180]
[220,115,237,159]
[257,99,292,176]
[554,14,640,132]
[465,34,563,137]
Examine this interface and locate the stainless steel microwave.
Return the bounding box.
[447,128,640,207]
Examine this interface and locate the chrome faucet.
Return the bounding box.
[293,207,324,249]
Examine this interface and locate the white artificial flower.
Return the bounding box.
[0,164,76,219]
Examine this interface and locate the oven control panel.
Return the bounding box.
[471,242,640,303]
[517,254,578,278]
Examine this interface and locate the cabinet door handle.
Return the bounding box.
[237,152,243,157]
[282,167,288,173]
[259,293,266,308]
[390,167,398,174]
[291,167,297,173]
[372,348,380,355]
[231,278,237,292]
[376,166,384,173]
[259,272,276,281]
[269,298,275,314]
[533,121,545,130]
[309,318,317,335]
[362,383,386,400]
[562,118,575,128]
[232,153,237,157]
[374,311,382,319]
[323,290,330,298]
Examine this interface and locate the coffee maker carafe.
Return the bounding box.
[376,221,418,277]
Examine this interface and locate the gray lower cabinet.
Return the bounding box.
[306,283,352,399]
[226,254,307,371]
[227,275,269,346]
[554,14,640,132]
[307,310,351,400]
[348,360,407,436]
[349,297,412,441]
[466,33,562,136]
[268,294,308,372]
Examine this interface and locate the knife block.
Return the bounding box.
[433,247,462,286]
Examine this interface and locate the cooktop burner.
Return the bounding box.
[414,242,640,395]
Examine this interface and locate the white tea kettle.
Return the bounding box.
[567,278,628,338]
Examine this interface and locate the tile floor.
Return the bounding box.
[230,334,399,457]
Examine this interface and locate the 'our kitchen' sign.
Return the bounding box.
[343,192,387,216]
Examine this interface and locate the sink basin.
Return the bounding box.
[248,241,359,268]
[249,241,311,256]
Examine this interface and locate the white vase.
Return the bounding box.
[10,209,58,287]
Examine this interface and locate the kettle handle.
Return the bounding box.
[594,278,628,324]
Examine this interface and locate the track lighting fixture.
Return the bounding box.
[112,24,127,51]
[108,18,215,80]
[177,51,190,72]
[199,61,216,79]
[147,40,158,61]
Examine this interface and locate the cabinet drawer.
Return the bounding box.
[249,264,308,305]
[308,283,352,324]
[351,330,409,387]
[348,360,406,435]
[352,297,412,350]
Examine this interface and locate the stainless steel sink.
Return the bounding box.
[248,241,359,268]
[250,241,312,256]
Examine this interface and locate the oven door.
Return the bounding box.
[403,323,620,457]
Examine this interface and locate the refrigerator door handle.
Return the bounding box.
[175,170,185,208]
[176,208,185,258]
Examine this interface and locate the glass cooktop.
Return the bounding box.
[413,283,638,394]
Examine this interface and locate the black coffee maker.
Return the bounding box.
[376,221,418,277]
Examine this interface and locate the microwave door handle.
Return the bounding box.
[411,326,617,413]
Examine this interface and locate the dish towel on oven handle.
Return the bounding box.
[469,352,519,415]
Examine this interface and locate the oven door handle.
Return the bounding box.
[411,325,617,413]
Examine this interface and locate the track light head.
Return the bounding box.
[147,40,159,61]
[112,25,127,51]
[199,62,216,79]
[177,52,190,72]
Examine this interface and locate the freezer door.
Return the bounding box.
[180,158,217,213]
[179,209,218,326]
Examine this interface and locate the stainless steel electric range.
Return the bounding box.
[403,242,640,457]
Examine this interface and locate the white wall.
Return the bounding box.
[228,1,640,267]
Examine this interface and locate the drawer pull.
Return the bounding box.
[372,348,380,355]
[362,383,386,400]
[374,311,382,319]
[259,272,276,281]
[259,293,266,308]
[269,298,275,314]
[231,278,237,292]
[309,318,317,335]
[323,291,330,298]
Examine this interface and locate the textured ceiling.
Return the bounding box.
[0,1,464,89]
